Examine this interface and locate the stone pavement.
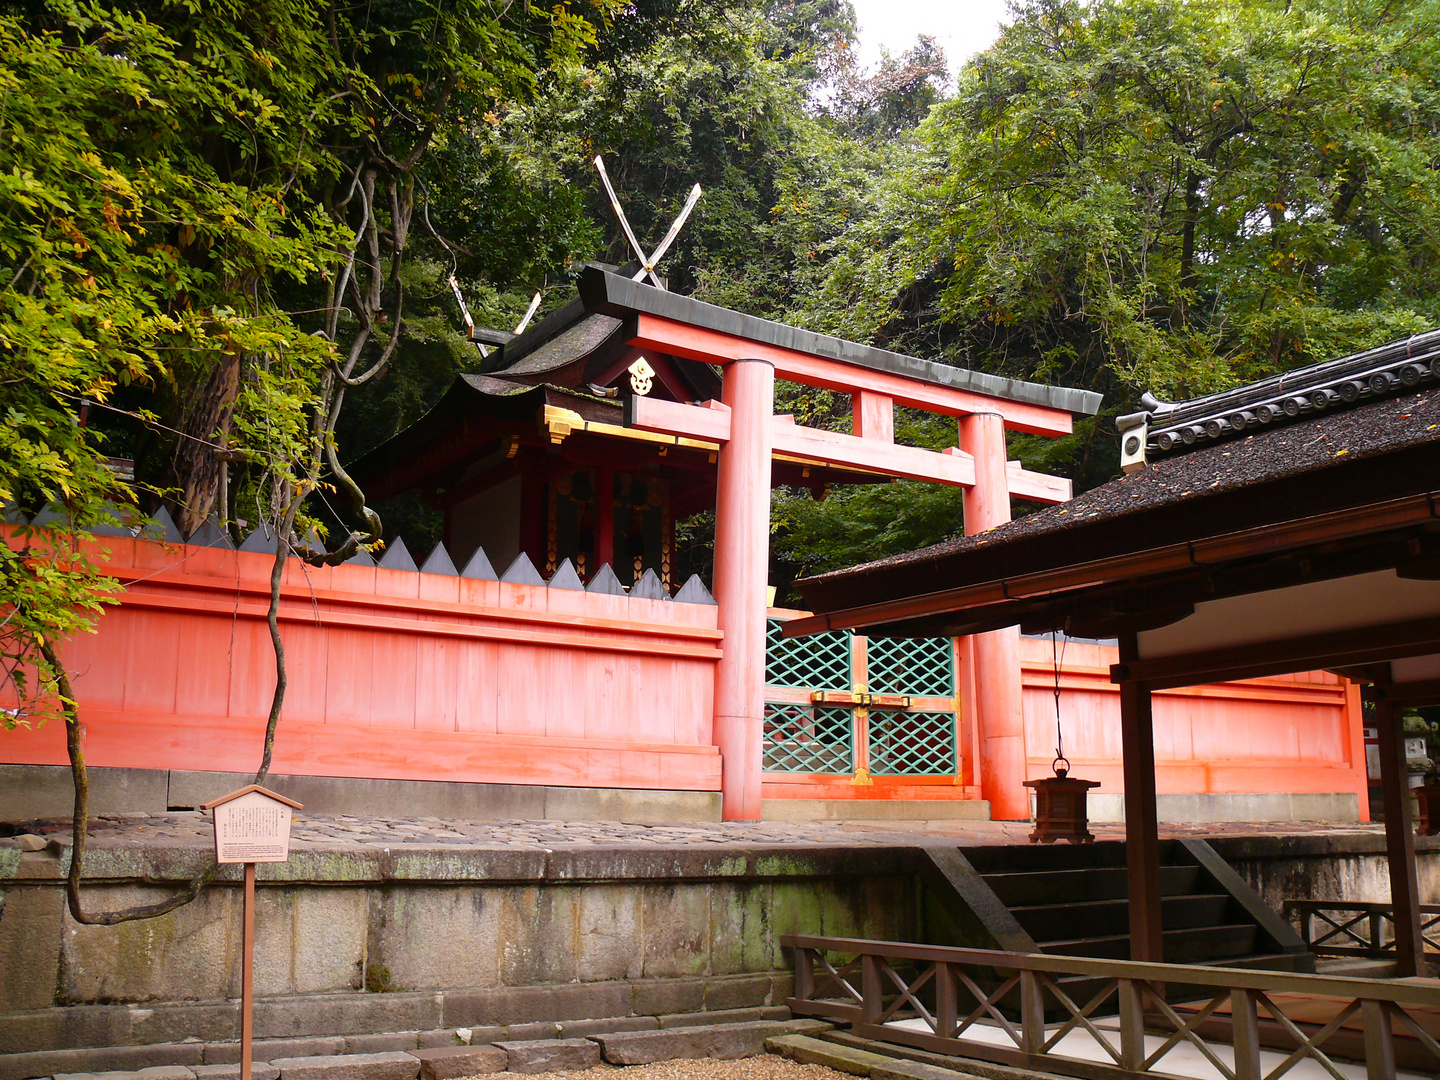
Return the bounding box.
[0,810,1401,856]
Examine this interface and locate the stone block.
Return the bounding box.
[591,1021,791,1064]
[60,885,241,1003]
[703,974,772,1011]
[0,1001,132,1055]
[497,886,577,986]
[368,889,497,992]
[501,1024,561,1043]
[414,1033,469,1051]
[255,994,442,1039]
[0,764,167,820]
[345,1035,418,1055]
[540,787,721,825]
[130,1003,240,1047]
[270,1052,420,1080]
[708,883,772,975]
[871,1062,987,1080]
[554,1017,657,1039]
[205,1039,347,1065]
[631,978,704,1018]
[441,982,629,1028]
[52,1067,196,1080]
[638,884,709,978]
[765,1034,894,1076]
[166,775,550,823]
[575,887,640,982]
[193,1065,281,1080]
[656,1008,761,1029]
[254,887,369,997]
[491,1040,598,1075]
[0,1041,204,1080]
[409,1047,507,1080]
[771,973,796,1004]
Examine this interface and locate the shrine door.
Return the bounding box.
[762,616,963,786]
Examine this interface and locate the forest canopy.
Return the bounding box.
[5,0,1440,704]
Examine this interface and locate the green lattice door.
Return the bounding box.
[763,617,960,782]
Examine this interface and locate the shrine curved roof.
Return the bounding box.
[574,269,1103,417]
[794,358,1440,626]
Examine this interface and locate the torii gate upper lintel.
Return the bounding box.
[606,286,1087,821]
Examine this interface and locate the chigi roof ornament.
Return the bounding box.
[1125,329,1440,468]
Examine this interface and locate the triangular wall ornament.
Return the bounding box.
[29,505,67,529]
[673,574,717,606]
[2,501,27,525]
[500,552,545,586]
[420,542,458,576]
[145,506,185,543]
[548,558,584,591]
[460,546,497,580]
[345,545,376,566]
[586,563,626,596]
[239,523,280,554]
[189,517,234,550]
[629,568,670,601]
[378,536,418,571]
[90,502,140,537]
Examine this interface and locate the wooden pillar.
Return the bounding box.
[958,412,1027,820]
[1118,631,1163,963]
[1375,695,1425,977]
[711,358,774,821]
[596,465,615,572]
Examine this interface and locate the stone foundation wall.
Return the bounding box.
[0,837,925,1070]
[1209,833,1440,915]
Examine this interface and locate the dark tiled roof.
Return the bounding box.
[797,384,1440,611]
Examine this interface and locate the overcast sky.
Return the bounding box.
[849,0,1011,71]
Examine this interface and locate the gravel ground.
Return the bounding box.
[534,1060,852,1080]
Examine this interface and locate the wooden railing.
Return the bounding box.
[784,933,1440,1080]
[1284,899,1440,958]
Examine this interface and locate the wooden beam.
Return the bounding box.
[1113,617,1440,691]
[1007,461,1072,504]
[1119,632,1164,964]
[853,391,894,443]
[1373,677,1440,708]
[1375,697,1426,978]
[628,313,1076,436]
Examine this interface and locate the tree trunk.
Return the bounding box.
[174,353,241,537]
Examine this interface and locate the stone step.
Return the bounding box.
[980,865,1200,906]
[270,1053,421,1080]
[765,1034,898,1076]
[1012,893,1231,939]
[591,1019,831,1064]
[409,1047,507,1080]
[761,800,991,823]
[490,1040,599,1075]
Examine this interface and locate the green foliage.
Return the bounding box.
[767,0,1440,585]
[0,0,611,723]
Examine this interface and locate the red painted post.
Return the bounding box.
[711,358,775,820]
[957,412,1028,820]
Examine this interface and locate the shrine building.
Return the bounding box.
[0,269,1370,825]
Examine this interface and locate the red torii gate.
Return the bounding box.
[581,273,1100,820]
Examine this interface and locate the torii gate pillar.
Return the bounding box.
[712,358,775,820]
[959,412,1029,820]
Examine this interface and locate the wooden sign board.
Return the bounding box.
[201,785,303,865]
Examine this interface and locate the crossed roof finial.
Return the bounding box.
[593,155,703,291]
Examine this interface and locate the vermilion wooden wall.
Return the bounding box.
[1019,636,1367,811]
[2,537,722,792]
[1,537,1364,813]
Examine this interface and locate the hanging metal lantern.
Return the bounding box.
[1026,757,1101,844]
[1026,628,1100,843]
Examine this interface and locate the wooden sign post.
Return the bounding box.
[201,786,303,1080]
